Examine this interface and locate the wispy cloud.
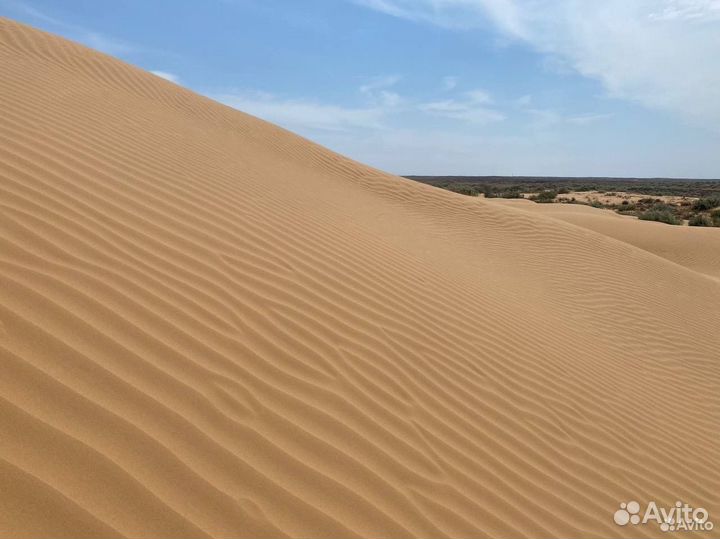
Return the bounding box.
[214,75,512,135]
[2,0,63,24]
[352,0,525,33]
[359,75,403,107]
[351,0,424,21]
[465,89,493,104]
[566,112,614,125]
[522,106,613,128]
[352,0,720,128]
[649,0,720,21]
[214,91,387,132]
[81,31,137,56]
[151,70,181,84]
[359,74,401,93]
[419,89,503,123]
[2,0,141,57]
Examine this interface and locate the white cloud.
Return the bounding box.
[217,79,505,135]
[2,0,139,57]
[442,76,459,90]
[216,79,507,147]
[566,112,614,125]
[465,89,493,104]
[352,0,720,127]
[359,74,401,93]
[151,70,180,83]
[214,91,387,132]
[513,92,611,127]
[419,90,504,123]
[522,108,613,128]
[353,0,525,33]
[649,0,720,21]
[376,91,402,107]
[2,0,63,24]
[359,75,404,107]
[82,32,136,56]
[524,108,562,127]
[352,0,417,19]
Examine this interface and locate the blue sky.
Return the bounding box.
[2,0,720,177]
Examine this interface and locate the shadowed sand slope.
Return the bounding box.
[0,18,718,539]
[489,199,720,281]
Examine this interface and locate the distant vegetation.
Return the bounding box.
[530,190,558,203]
[689,209,720,227]
[692,196,720,211]
[688,214,714,227]
[637,204,682,225]
[406,176,720,227]
[406,176,720,198]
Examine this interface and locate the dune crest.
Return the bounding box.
[0,18,718,538]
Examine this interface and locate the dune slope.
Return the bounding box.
[489,198,720,280]
[0,18,718,539]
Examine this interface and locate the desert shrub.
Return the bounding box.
[689,214,714,227]
[448,185,478,196]
[481,185,496,198]
[558,188,570,194]
[638,205,681,225]
[617,203,637,212]
[531,190,557,203]
[692,196,720,211]
[712,210,720,226]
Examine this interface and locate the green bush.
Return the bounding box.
[688,214,714,227]
[448,185,478,196]
[692,196,720,211]
[481,185,496,198]
[617,203,637,213]
[531,190,558,203]
[638,205,681,225]
[711,210,720,226]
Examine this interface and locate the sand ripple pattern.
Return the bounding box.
[0,18,718,539]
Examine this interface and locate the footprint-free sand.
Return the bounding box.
[0,18,718,539]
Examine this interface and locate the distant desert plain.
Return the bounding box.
[0,17,718,539]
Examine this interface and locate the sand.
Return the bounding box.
[491,199,720,281]
[0,18,718,539]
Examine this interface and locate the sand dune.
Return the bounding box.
[0,18,718,538]
[491,199,720,280]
